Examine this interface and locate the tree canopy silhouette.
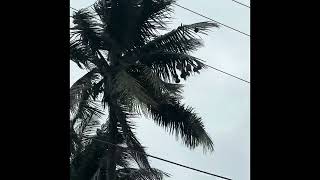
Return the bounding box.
[70,1,218,180]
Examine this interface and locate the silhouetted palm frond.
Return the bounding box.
[93,0,175,51]
[71,9,103,50]
[141,21,218,54]
[70,134,109,180]
[113,68,158,113]
[140,51,208,82]
[147,101,214,152]
[70,69,103,126]
[129,64,183,97]
[70,40,97,70]
[117,167,170,180]
[111,104,153,170]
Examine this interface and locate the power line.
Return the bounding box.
[69,6,250,84]
[230,0,250,8]
[196,59,250,83]
[174,3,250,37]
[82,136,232,180]
[72,0,250,10]
[206,65,250,83]
[70,7,78,12]
[71,2,249,37]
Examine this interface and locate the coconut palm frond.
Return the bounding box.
[70,69,104,126]
[93,0,175,51]
[112,69,158,113]
[148,101,214,152]
[111,104,153,170]
[71,9,103,50]
[141,21,218,54]
[140,51,208,82]
[117,167,170,180]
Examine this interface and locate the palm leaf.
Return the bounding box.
[140,51,208,82]
[131,64,183,96]
[112,68,158,113]
[93,0,111,25]
[70,134,110,180]
[75,114,102,147]
[124,0,175,49]
[70,69,98,115]
[140,21,218,54]
[117,168,170,180]
[70,39,97,70]
[111,104,153,170]
[71,9,103,50]
[93,0,175,51]
[147,101,214,152]
[70,69,104,126]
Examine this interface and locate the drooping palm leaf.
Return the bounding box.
[147,101,214,152]
[124,66,213,152]
[127,64,184,110]
[111,104,153,170]
[117,167,170,180]
[71,133,110,180]
[77,115,102,144]
[140,21,218,54]
[71,9,103,50]
[93,0,110,25]
[130,64,183,96]
[70,70,105,162]
[140,51,208,82]
[112,68,158,113]
[70,39,97,70]
[70,69,103,126]
[70,69,97,116]
[70,114,102,163]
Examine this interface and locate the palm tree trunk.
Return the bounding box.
[99,104,118,180]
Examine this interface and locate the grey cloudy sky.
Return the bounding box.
[70,0,250,180]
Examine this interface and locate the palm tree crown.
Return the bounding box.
[70,1,218,180]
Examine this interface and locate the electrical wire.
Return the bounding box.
[82,135,232,180]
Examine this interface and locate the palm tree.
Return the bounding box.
[70,0,218,180]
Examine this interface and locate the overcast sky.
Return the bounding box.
[70,0,250,180]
